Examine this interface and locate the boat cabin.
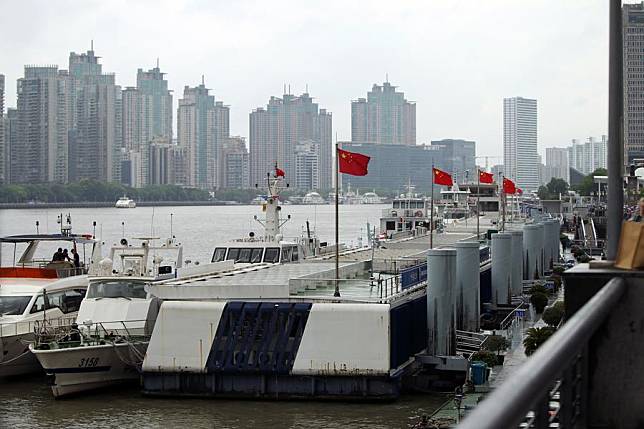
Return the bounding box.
[211,241,302,265]
[0,234,98,280]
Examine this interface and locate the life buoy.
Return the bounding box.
[391,210,397,217]
[415,210,423,217]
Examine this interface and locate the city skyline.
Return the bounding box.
[0,0,610,159]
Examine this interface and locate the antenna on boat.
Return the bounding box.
[36,220,39,234]
[170,213,174,238]
[121,221,125,238]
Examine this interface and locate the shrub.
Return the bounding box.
[483,335,510,355]
[543,301,565,327]
[530,292,549,314]
[529,284,548,296]
[523,327,556,356]
[552,266,565,275]
[470,350,498,368]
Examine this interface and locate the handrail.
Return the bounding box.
[457,277,625,429]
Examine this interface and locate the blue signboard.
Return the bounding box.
[401,263,428,290]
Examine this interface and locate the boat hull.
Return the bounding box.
[0,333,40,377]
[31,342,147,397]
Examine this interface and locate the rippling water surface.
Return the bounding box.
[0,204,444,428]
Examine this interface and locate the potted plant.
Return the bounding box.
[530,292,548,314]
[523,326,556,356]
[483,335,510,365]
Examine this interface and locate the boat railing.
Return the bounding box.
[0,316,77,338]
[33,318,156,348]
[456,277,625,429]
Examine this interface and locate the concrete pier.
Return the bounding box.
[507,230,524,296]
[454,241,481,332]
[523,224,544,280]
[427,248,457,356]
[491,233,513,306]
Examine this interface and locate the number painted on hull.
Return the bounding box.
[78,357,100,368]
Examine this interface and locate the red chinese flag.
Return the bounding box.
[478,170,494,184]
[275,166,285,177]
[503,177,517,194]
[338,148,370,176]
[433,167,453,186]
[517,188,523,195]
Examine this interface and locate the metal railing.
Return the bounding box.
[457,277,625,429]
[0,316,77,337]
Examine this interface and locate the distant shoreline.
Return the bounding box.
[0,201,246,209]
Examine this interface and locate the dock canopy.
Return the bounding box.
[0,234,95,244]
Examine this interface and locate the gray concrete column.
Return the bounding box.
[454,241,480,332]
[507,230,524,296]
[427,248,456,356]
[523,224,544,280]
[491,233,512,306]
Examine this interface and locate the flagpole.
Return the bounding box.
[334,141,340,298]
[501,176,506,232]
[477,169,480,239]
[430,163,434,249]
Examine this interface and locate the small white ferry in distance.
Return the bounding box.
[115,196,136,208]
[0,215,100,377]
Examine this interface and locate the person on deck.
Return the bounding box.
[630,197,644,222]
[70,248,81,268]
[62,249,71,262]
[52,248,64,262]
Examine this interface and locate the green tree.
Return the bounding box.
[483,335,510,356]
[530,292,549,313]
[574,168,607,196]
[537,186,550,200]
[523,327,556,356]
[546,177,569,196]
[542,301,565,327]
[470,350,498,368]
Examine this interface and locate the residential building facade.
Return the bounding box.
[503,96,539,191]
[222,136,249,189]
[351,81,415,145]
[177,81,229,189]
[68,48,122,183]
[545,147,570,183]
[568,136,607,175]
[249,92,331,190]
[13,66,70,183]
[623,3,644,164]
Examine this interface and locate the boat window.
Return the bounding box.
[393,201,400,208]
[281,246,293,263]
[0,296,32,316]
[47,289,86,314]
[30,294,46,314]
[291,246,299,261]
[263,247,280,263]
[212,247,227,263]
[226,248,240,261]
[250,248,263,263]
[87,281,147,299]
[237,248,252,263]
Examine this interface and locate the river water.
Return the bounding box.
[0,204,445,429]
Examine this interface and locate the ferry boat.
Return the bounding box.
[30,236,195,397]
[115,196,136,208]
[0,215,100,377]
[379,185,436,240]
[361,191,383,204]
[302,192,326,205]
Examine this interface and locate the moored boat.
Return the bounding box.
[0,215,99,377]
[115,196,136,208]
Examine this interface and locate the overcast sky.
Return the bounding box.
[0,0,610,161]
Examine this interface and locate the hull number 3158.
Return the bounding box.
[79,357,100,368]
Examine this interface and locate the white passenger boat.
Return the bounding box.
[30,236,196,397]
[115,196,136,208]
[0,216,99,377]
[379,185,436,240]
[302,191,326,205]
